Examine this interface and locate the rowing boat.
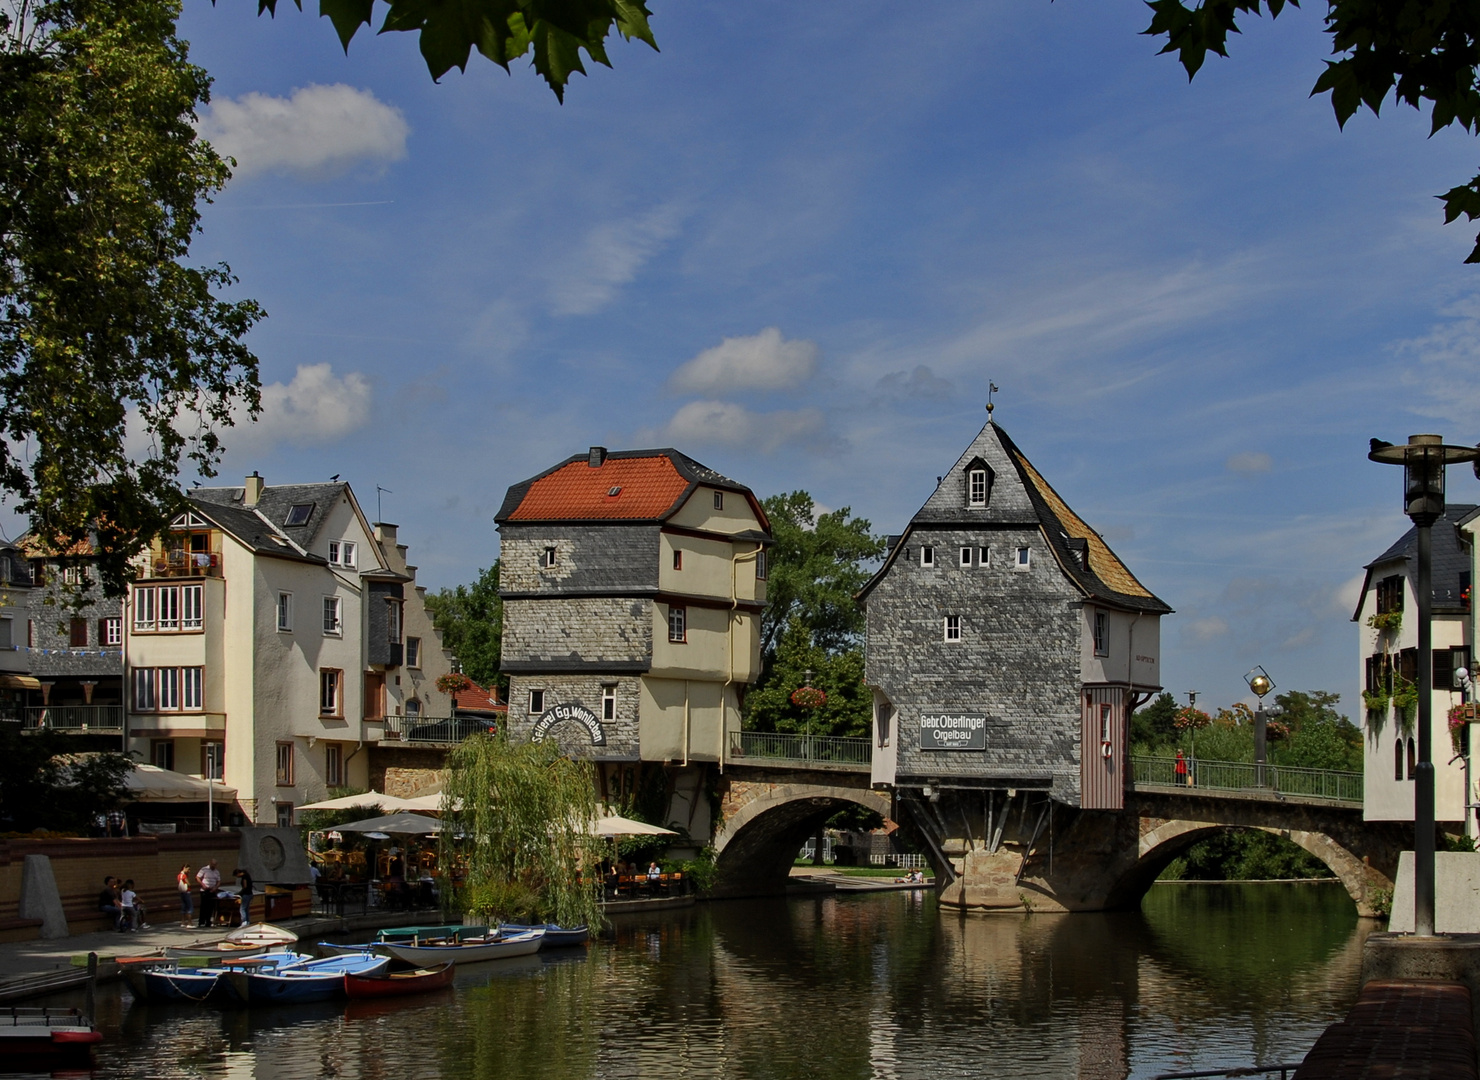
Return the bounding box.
[218,953,389,1006]
[161,922,299,960]
[0,1007,101,1058]
[377,929,544,965]
[498,923,589,948]
[127,951,311,1003]
[343,961,455,998]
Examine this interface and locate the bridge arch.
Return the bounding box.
[1104,818,1384,917]
[711,777,893,897]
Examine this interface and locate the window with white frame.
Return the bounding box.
[1099,703,1113,743]
[133,668,156,710]
[158,667,180,710]
[102,617,121,646]
[132,667,202,711]
[387,599,402,645]
[713,491,724,510]
[979,547,990,567]
[1014,546,1031,571]
[319,669,341,716]
[328,540,357,568]
[944,615,962,642]
[920,546,935,568]
[540,547,557,568]
[182,584,203,630]
[528,688,545,714]
[275,741,294,786]
[277,592,293,632]
[668,605,687,643]
[322,596,343,636]
[62,565,83,585]
[960,546,972,567]
[1092,611,1109,657]
[406,698,421,716]
[406,636,421,668]
[756,550,768,580]
[325,743,343,787]
[968,468,988,507]
[602,685,616,721]
[182,667,203,710]
[133,586,156,631]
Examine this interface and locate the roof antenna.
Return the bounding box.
[986,382,999,420]
[376,485,393,522]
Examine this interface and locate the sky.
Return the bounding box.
[78,0,1480,713]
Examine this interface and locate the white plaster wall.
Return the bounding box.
[1079,608,1161,690]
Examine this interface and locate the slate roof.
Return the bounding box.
[497,448,770,530]
[193,481,350,551]
[183,499,325,565]
[859,421,1172,614]
[1352,504,1476,619]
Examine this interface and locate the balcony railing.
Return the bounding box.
[4,705,126,733]
[1131,755,1363,805]
[727,729,873,770]
[377,714,497,745]
[142,547,223,579]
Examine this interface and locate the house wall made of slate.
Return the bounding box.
[863,525,1084,805]
[25,580,123,687]
[499,524,660,594]
[504,672,642,760]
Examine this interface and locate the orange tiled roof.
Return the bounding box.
[455,680,505,713]
[504,456,692,522]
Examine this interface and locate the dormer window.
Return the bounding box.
[540,547,557,569]
[965,460,993,508]
[284,503,314,527]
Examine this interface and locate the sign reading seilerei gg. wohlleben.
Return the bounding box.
[531,703,606,746]
[919,713,988,751]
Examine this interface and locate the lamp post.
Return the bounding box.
[1369,434,1480,938]
[1245,668,1274,786]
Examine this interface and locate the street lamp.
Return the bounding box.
[1369,434,1480,938]
[1245,667,1274,785]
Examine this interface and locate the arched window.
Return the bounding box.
[1395,739,1404,781]
[1407,738,1418,781]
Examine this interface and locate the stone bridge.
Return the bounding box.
[709,755,1409,916]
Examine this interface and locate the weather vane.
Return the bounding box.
[986,382,999,418]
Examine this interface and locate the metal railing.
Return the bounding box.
[378,714,496,745]
[7,705,125,732]
[728,730,872,770]
[1133,755,1362,804]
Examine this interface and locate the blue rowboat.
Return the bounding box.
[219,953,390,1006]
[130,951,312,1004]
[498,924,589,949]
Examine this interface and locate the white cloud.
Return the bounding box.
[244,364,372,447]
[874,364,955,402]
[662,400,828,453]
[1185,616,1229,642]
[200,84,409,181]
[549,206,683,316]
[1226,451,1273,475]
[669,328,819,395]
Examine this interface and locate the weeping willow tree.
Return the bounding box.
[439,734,602,930]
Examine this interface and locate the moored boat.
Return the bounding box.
[162,922,299,960]
[218,953,389,1006]
[344,961,455,998]
[0,1007,101,1058]
[498,923,589,948]
[377,928,544,966]
[126,951,312,1004]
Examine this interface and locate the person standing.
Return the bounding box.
[196,860,221,927]
[176,864,194,928]
[1175,749,1189,788]
[233,868,255,927]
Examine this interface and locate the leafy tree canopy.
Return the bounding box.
[0,0,262,595]
[0,729,134,833]
[744,618,872,738]
[425,562,504,692]
[1146,0,1480,261]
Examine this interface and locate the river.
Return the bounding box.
[52,882,1371,1080]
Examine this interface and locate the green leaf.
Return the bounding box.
[320,0,375,50]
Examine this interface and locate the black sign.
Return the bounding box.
[531,703,607,746]
[919,713,988,751]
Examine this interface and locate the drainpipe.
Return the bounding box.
[682,682,690,768]
[724,545,763,773]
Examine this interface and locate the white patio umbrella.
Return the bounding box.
[333,812,442,836]
[295,791,421,813]
[590,813,678,838]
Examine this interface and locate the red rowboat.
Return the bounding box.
[343,961,455,998]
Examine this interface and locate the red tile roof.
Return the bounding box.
[455,680,504,713]
[504,456,692,522]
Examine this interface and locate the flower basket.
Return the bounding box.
[436,673,473,698]
[789,686,827,709]
[1366,611,1403,634]
[1449,704,1477,754]
[1173,707,1211,731]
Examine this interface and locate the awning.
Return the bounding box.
[589,813,678,838]
[0,675,41,689]
[296,791,422,813]
[333,812,440,835]
[125,764,237,803]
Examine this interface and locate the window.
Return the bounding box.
[69,618,87,648]
[602,685,617,721]
[182,668,202,710]
[968,468,988,507]
[152,740,174,771]
[132,668,156,711]
[0,619,11,650]
[276,741,294,786]
[323,596,342,636]
[1099,703,1113,744]
[1093,611,1108,657]
[1407,737,1417,781]
[159,667,180,710]
[202,742,223,781]
[756,550,768,580]
[182,584,202,630]
[406,636,421,668]
[133,586,156,631]
[920,546,935,568]
[328,540,357,568]
[62,565,83,586]
[528,688,545,715]
[877,707,891,749]
[1015,546,1031,571]
[277,802,294,829]
[326,743,343,787]
[960,547,972,567]
[713,491,724,510]
[387,599,402,645]
[1395,739,1404,781]
[979,547,990,566]
[319,669,341,716]
[27,620,34,649]
[277,592,293,632]
[669,605,687,643]
[158,586,180,631]
[102,617,121,646]
[541,546,557,568]
[673,549,683,571]
[1376,574,1405,615]
[1435,647,1472,690]
[406,698,422,717]
[285,503,314,527]
[944,615,961,642]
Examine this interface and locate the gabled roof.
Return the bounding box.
[453,679,505,714]
[182,500,325,565]
[496,448,770,530]
[1351,504,1475,620]
[858,421,1171,614]
[193,482,350,550]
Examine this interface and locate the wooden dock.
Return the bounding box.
[1294,979,1477,1080]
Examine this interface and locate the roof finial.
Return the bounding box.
[986,382,999,420]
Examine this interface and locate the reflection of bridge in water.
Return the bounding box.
[715,732,1404,916]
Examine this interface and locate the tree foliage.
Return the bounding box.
[1145,0,1480,262]
[439,733,601,929]
[0,0,262,595]
[744,618,872,737]
[0,729,133,833]
[425,562,504,692]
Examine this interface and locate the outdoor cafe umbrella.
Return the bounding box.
[333,812,442,836]
[589,813,678,838]
[295,791,422,814]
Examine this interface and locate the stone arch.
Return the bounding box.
[711,781,892,898]
[1106,818,1387,917]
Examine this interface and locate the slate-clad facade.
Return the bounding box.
[860,420,1170,810]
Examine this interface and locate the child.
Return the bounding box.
[120,879,150,931]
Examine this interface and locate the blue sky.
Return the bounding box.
[130,0,1480,712]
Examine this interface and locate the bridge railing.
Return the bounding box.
[1132,755,1362,804]
[728,730,872,770]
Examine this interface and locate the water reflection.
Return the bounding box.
[33,883,1369,1080]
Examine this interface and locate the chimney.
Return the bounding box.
[244,471,264,507]
[375,522,398,545]
[588,447,607,468]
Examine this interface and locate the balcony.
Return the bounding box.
[727,729,873,771]
[376,714,497,745]
[4,704,125,733]
[143,548,222,579]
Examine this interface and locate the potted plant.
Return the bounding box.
[1449,703,1477,755]
[1367,611,1403,634]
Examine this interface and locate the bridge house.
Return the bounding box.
[496,447,771,841]
[1356,506,1474,825]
